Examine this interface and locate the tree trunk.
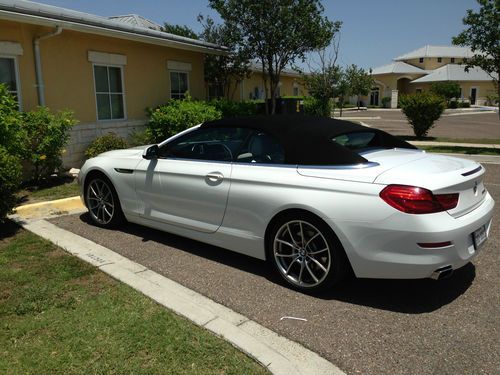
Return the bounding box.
[357,95,360,110]
[497,82,500,119]
[270,80,277,115]
[261,66,269,115]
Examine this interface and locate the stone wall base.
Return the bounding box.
[62,119,146,168]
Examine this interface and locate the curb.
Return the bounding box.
[10,212,345,375]
[15,196,84,219]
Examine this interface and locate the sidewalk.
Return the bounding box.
[10,200,343,375]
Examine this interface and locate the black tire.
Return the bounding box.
[85,174,125,228]
[267,212,349,291]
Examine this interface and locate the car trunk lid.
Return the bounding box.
[373,152,486,217]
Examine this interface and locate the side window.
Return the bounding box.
[94,65,125,120]
[332,132,377,151]
[170,71,188,99]
[235,131,285,164]
[159,127,252,162]
[0,56,20,106]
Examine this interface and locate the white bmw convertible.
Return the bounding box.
[79,116,494,291]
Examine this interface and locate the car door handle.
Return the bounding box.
[206,172,224,185]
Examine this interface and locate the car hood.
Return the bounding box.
[97,145,152,158]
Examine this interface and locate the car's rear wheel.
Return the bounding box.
[268,213,349,291]
[85,175,124,228]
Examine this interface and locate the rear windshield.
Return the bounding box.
[332,131,380,153]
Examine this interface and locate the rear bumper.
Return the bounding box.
[329,192,495,279]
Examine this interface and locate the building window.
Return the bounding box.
[0,56,20,106]
[170,71,188,99]
[415,88,422,94]
[437,57,442,63]
[419,58,424,63]
[451,58,455,63]
[93,65,125,120]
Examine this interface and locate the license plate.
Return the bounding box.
[472,225,487,250]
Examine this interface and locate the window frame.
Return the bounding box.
[169,70,190,100]
[419,57,424,63]
[437,57,442,63]
[159,126,288,165]
[451,57,455,63]
[0,54,22,110]
[92,63,127,121]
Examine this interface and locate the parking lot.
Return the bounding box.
[340,110,500,140]
[50,163,500,375]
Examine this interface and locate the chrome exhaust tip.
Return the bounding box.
[430,265,454,280]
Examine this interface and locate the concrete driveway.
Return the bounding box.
[50,164,500,375]
[340,110,500,140]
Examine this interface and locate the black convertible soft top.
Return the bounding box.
[201,115,415,165]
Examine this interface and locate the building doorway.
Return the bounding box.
[470,87,478,105]
[370,88,379,106]
[396,78,412,94]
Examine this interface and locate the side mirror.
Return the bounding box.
[143,144,159,160]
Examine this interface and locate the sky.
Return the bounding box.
[36,0,480,71]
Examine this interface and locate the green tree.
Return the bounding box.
[301,46,342,117]
[209,0,338,114]
[162,23,199,39]
[452,0,499,117]
[430,81,461,105]
[198,15,251,100]
[333,68,351,117]
[346,64,374,110]
[399,93,446,138]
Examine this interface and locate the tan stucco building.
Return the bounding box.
[369,45,497,108]
[0,0,226,166]
[236,65,306,101]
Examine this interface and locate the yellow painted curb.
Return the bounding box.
[14,196,85,219]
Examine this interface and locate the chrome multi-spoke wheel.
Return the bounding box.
[86,178,117,226]
[273,220,332,288]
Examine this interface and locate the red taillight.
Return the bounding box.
[379,185,459,214]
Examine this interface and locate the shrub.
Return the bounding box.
[147,96,222,142]
[399,93,445,138]
[0,84,23,155]
[449,100,458,109]
[20,107,76,183]
[430,82,461,104]
[381,96,391,108]
[0,146,22,222]
[210,98,259,117]
[459,101,471,108]
[486,94,499,106]
[85,133,129,159]
[128,128,154,147]
[303,97,332,117]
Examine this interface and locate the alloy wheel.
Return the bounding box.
[273,220,332,288]
[86,178,115,225]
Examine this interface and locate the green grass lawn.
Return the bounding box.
[420,146,500,155]
[17,177,80,205]
[0,222,268,374]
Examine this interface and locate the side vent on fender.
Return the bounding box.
[114,168,134,174]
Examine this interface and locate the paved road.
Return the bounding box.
[50,165,500,375]
[340,110,500,140]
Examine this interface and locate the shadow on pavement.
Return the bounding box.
[79,212,475,314]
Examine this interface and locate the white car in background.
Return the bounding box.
[79,116,494,291]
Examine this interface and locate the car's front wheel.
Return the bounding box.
[85,175,124,228]
[268,213,349,291]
